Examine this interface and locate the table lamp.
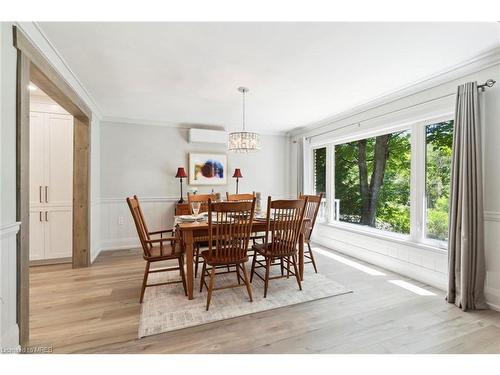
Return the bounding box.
[175,167,187,203]
[232,168,243,194]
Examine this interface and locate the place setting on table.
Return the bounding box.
[127,162,352,338]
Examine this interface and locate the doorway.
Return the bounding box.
[29,84,74,265]
[14,26,92,347]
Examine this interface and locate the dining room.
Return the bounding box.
[2,14,500,369]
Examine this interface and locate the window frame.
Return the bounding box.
[306,113,453,252]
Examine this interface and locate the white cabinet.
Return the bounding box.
[29,110,73,261]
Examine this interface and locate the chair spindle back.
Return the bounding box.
[126,195,152,257]
[299,193,323,241]
[187,193,218,214]
[264,197,308,257]
[207,198,256,260]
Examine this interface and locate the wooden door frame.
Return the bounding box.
[13,26,92,347]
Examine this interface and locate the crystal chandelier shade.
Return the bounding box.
[228,87,261,152]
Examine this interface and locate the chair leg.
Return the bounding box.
[264,257,271,298]
[206,266,216,311]
[178,256,188,297]
[292,255,302,291]
[140,261,150,303]
[199,260,207,292]
[280,257,284,276]
[241,263,253,302]
[287,256,291,278]
[250,249,257,282]
[307,242,318,273]
[235,263,242,285]
[194,244,200,277]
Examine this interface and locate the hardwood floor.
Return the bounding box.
[29,245,500,353]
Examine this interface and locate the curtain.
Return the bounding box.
[447,81,487,311]
[296,137,307,194]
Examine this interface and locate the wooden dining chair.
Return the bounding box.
[226,192,265,246]
[187,193,217,214]
[299,192,323,273]
[199,198,256,310]
[187,193,218,277]
[250,197,308,298]
[226,192,255,201]
[126,195,187,303]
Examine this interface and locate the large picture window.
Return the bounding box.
[334,130,411,234]
[309,117,454,249]
[425,120,454,242]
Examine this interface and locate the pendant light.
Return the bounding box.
[228,87,261,152]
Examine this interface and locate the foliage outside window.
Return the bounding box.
[425,121,454,242]
[313,147,326,196]
[313,147,327,221]
[334,130,411,234]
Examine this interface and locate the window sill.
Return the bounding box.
[316,221,448,255]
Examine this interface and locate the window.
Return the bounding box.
[312,147,326,196]
[425,120,454,242]
[312,147,327,221]
[334,130,411,234]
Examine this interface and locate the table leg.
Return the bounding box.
[184,230,194,299]
[299,232,304,281]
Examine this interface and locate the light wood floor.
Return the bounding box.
[29,245,500,353]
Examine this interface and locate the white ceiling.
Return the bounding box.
[38,22,500,133]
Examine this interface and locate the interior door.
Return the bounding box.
[29,209,45,261]
[29,112,46,206]
[46,113,73,205]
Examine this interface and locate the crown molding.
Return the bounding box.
[15,22,103,119]
[101,116,288,136]
[288,46,500,138]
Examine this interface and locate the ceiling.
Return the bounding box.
[38,22,500,133]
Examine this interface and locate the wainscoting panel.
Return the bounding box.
[0,222,21,349]
[99,194,292,254]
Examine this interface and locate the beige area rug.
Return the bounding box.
[138,262,352,338]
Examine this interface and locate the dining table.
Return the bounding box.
[176,217,309,300]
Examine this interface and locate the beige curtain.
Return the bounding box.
[447,81,487,311]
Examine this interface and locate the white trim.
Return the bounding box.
[28,22,103,118]
[318,221,447,255]
[0,222,21,239]
[289,46,500,137]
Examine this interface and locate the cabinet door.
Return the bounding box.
[47,114,73,205]
[29,210,45,261]
[44,209,73,259]
[29,112,47,206]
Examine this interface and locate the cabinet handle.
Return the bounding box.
[39,186,43,203]
[39,211,43,222]
[45,211,49,221]
[45,186,48,203]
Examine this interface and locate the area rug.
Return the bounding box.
[138,262,352,338]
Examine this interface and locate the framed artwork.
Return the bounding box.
[188,153,227,185]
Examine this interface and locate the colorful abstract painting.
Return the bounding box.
[188,153,227,185]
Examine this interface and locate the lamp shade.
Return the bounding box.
[232,168,243,178]
[175,167,187,178]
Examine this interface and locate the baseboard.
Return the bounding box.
[485,286,500,312]
[99,237,140,252]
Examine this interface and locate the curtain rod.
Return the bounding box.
[304,78,496,141]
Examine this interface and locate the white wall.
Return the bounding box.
[290,56,500,310]
[99,121,291,251]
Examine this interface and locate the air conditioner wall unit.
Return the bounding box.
[188,128,228,145]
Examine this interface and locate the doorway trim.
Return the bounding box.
[13,26,92,347]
